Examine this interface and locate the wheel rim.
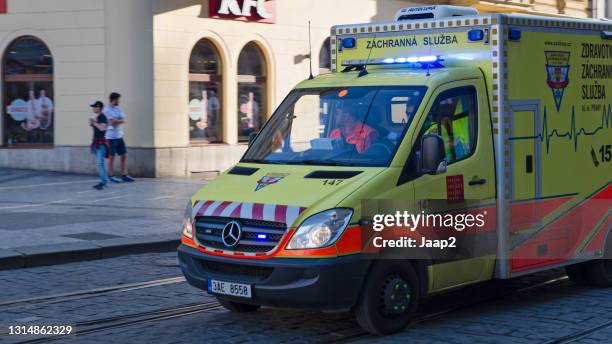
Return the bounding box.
[379,274,411,318]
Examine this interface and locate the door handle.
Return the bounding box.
[526,155,533,174]
[468,178,486,186]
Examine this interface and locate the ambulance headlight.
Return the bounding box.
[182,201,194,239]
[286,209,353,250]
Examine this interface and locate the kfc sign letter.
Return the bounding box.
[209,0,275,23]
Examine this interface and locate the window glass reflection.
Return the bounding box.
[4,37,54,146]
[189,39,222,143]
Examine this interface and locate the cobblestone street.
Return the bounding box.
[1,252,611,344]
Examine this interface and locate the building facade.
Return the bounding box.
[0,0,607,177]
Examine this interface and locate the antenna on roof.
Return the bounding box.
[359,34,376,78]
[308,20,314,80]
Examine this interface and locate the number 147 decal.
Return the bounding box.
[323,179,344,186]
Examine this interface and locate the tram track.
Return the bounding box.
[4,271,611,344]
[0,276,186,312]
[542,320,612,344]
[12,301,224,343]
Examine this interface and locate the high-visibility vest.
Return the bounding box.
[438,117,453,161]
[452,96,471,159]
[423,119,455,161]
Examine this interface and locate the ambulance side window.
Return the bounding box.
[419,86,478,164]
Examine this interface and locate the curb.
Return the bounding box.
[0,235,180,271]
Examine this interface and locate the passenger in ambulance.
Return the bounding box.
[420,108,454,160]
[434,97,472,162]
[329,106,379,154]
[448,95,472,160]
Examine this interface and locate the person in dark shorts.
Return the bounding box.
[89,101,109,190]
[103,92,135,183]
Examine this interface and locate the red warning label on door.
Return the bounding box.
[446,175,464,202]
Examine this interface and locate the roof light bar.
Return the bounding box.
[389,55,440,64]
[343,55,444,68]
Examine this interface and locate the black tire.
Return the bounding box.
[565,263,589,286]
[582,233,612,287]
[216,297,261,312]
[584,259,612,288]
[355,261,420,335]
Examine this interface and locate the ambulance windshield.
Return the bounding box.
[242,86,427,167]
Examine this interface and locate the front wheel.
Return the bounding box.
[354,261,420,335]
[216,297,261,312]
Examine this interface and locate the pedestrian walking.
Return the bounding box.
[104,92,135,183]
[89,101,109,190]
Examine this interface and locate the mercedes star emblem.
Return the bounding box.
[221,220,242,247]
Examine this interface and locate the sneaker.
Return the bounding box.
[108,176,121,183]
[122,175,135,182]
[93,183,106,190]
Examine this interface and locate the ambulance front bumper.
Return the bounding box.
[178,244,369,310]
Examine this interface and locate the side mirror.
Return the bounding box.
[248,132,259,147]
[420,134,447,175]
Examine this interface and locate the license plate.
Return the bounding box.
[208,279,252,298]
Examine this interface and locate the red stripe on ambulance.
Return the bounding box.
[193,200,306,227]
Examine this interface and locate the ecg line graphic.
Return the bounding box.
[509,104,612,154]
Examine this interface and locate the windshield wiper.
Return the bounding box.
[290,159,355,166]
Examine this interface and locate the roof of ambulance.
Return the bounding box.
[295,67,482,89]
[332,13,611,31]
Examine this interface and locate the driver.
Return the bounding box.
[330,106,379,154]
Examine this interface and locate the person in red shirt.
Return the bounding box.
[330,106,379,153]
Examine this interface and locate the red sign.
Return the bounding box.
[446,175,465,202]
[208,0,275,23]
[0,0,7,14]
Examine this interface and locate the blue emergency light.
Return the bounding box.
[508,28,522,41]
[382,55,442,64]
[341,55,444,71]
[257,233,268,240]
[341,37,356,49]
[468,29,485,42]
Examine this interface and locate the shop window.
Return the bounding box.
[237,42,267,142]
[319,37,331,74]
[188,39,223,143]
[3,36,54,147]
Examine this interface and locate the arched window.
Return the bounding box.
[237,42,267,142]
[188,39,223,143]
[319,37,331,73]
[3,37,54,146]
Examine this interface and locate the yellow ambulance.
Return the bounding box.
[178,6,612,334]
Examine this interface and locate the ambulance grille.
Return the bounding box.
[194,216,287,253]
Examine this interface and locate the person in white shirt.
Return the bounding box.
[104,92,134,183]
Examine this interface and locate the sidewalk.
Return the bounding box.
[0,168,206,270]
